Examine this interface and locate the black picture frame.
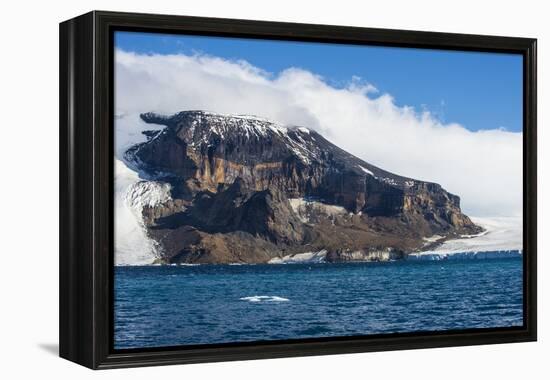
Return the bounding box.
[59,10,537,369]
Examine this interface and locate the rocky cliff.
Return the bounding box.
[123,110,482,264]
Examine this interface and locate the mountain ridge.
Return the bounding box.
[122,110,482,264]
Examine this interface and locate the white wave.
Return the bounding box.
[240,296,290,302]
[268,250,327,264]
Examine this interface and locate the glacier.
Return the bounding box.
[408,216,522,261]
[114,112,168,266]
[115,159,161,265]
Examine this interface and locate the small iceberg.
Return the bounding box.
[239,295,290,302]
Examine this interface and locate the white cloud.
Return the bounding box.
[115,50,522,217]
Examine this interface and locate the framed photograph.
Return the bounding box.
[59,11,537,369]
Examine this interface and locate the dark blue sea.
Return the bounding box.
[114,257,523,349]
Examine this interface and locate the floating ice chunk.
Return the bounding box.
[239,296,290,302]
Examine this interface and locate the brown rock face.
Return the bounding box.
[125,110,482,263]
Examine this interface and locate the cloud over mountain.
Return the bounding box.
[115,50,522,217]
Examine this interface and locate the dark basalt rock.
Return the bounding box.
[125,110,482,263]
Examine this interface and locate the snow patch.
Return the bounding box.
[125,181,172,217]
[269,250,327,264]
[380,177,398,186]
[196,111,274,123]
[187,111,289,139]
[423,234,444,243]
[173,111,321,164]
[358,165,374,176]
[289,198,347,223]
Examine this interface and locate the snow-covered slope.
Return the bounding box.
[114,160,160,265]
[141,110,320,165]
[408,216,522,260]
[433,216,521,253]
[114,112,170,265]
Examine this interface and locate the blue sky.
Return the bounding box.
[115,31,523,133]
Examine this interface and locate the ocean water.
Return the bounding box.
[114,257,523,349]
